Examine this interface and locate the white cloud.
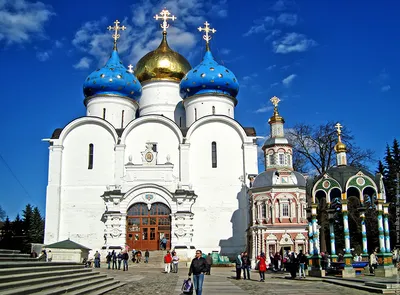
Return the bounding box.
[273,32,317,54]
[74,57,92,69]
[277,13,298,26]
[72,0,228,68]
[282,74,297,86]
[270,82,279,87]
[271,0,295,11]
[243,16,275,37]
[0,0,54,45]
[255,105,274,113]
[54,40,63,48]
[381,85,391,92]
[220,48,231,55]
[266,64,276,71]
[36,50,50,61]
[264,29,281,41]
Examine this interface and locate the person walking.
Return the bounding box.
[257,252,267,282]
[112,250,117,270]
[205,253,213,275]
[242,252,251,280]
[188,250,207,295]
[164,251,172,273]
[117,252,122,270]
[297,250,306,279]
[144,249,149,263]
[122,251,129,271]
[369,250,378,275]
[172,252,179,273]
[47,250,53,262]
[235,253,243,279]
[94,251,101,268]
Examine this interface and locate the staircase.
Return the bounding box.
[0,249,123,295]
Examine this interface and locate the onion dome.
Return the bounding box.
[180,49,239,99]
[83,49,142,101]
[134,32,191,84]
[334,123,347,153]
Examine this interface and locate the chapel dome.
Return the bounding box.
[179,49,239,99]
[252,169,306,189]
[134,32,191,84]
[83,49,142,101]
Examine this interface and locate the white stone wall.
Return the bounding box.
[86,95,138,129]
[139,81,185,127]
[184,95,235,127]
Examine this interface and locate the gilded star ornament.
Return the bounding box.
[270,96,280,108]
[107,20,126,49]
[154,8,176,33]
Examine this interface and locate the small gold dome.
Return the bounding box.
[134,32,191,84]
[334,141,347,153]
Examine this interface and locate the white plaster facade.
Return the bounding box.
[44,81,258,258]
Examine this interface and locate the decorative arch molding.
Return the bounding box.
[312,175,342,197]
[345,172,378,194]
[120,115,184,144]
[266,233,278,241]
[121,183,177,212]
[185,116,250,144]
[312,189,328,204]
[58,116,119,144]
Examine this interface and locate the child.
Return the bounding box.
[181,278,193,295]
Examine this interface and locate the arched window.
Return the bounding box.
[269,154,275,165]
[195,108,197,121]
[212,106,215,115]
[288,154,291,166]
[279,154,284,165]
[121,110,125,128]
[211,141,217,168]
[179,117,182,127]
[88,143,94,169]
[261,204,266,218]
[102,108,106,119]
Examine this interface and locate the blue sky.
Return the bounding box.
[0,0,398,219]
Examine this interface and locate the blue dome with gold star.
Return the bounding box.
[179,49,239,99]
[83,49,142,100]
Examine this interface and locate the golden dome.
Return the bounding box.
[134,32,191,84]
[334,141,347,153]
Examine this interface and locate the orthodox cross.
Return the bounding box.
[335,123,343,136]
[154,9,176,33]
[127,64,134,73]
[198,21,216,45]
[107,20,126,49]
[270,96,281,112]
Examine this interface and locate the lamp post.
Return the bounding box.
[327,208,338,262]
[357,205,368,261]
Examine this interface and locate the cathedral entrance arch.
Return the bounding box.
[126,202,171,250]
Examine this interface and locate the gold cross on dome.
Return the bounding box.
[154,8,176,33]
[335,122,343,135]
[198,21,216,44]
[107,20,126,48]
[127,64,134,73]
[270,96,280,107]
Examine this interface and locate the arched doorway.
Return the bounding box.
[126,202,171,250]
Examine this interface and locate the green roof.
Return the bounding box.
[45,239,91,250]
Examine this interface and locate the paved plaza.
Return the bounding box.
[99,264,376,295]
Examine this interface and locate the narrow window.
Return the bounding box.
[212,106,215,115]
[121,110,125,128]
[102,108,106,119]
[282,203,289,217]
[179,117,182,127]
[279,154,284,165]
[288,155,291,166]
[211,142,217,168]
[195,108,197,121]
[269,154,274,165]
[152,144,157,153]
[88,144,94,169]
[261,204,266,218]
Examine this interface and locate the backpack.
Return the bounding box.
[182,279,193,294]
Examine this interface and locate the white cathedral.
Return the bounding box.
[44,12,259,258]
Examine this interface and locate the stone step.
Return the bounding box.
[0,269,99,291]
[0,256,37,261]
[0,263,82,274]
[0,249,21,254]
[69,281,125,295]
[0,267,91,284]
[28,277,117,295]
[0,272,110,295]
[0,253,31,258]
[323,278,393,294]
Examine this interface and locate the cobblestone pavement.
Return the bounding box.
[98,264,375,295]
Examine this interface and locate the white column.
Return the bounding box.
[179,143,190,184]
[44,144,63,244]
[114,144,125,185]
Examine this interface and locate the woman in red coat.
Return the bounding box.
[257,252,267,282]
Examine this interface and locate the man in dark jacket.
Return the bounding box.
[205,253,213,275]
[188,250,207,295]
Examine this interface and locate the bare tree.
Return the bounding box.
[0,205,5,222]
[287,122,375,175]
